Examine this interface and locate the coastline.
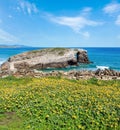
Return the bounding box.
[0,47,120,80]
[1,67,120,80]
[0,47,120,71]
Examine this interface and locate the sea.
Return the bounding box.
[0,47,120,71]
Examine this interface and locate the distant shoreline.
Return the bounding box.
[0,45,32,48]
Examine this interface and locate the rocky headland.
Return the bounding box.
[0,47,120,80]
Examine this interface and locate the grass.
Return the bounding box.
[11,48,70,61]
[0,112,24,130]
[0,76,120,130]
[27,47,69,56]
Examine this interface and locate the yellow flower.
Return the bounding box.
[26,125,30,129]
[77,125,84,129]
[72,115,77,119]
[45,115,49,119]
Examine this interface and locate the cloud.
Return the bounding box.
[18,0,38,15]
[47,14,102,37]
[103,2,120,14]
[115,15,120,25]
[103,2,120,26]
[0,29,18,42]
[81,31,90,38]
[81,7,92,16]
[82,7,92,13]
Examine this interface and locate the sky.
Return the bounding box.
[0,0,120,47]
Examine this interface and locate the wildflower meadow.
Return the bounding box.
[0,77,120,130]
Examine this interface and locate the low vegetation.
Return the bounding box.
[0,77,120,130]
[27,48,69,55]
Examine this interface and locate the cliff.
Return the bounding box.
[0,48,90,77]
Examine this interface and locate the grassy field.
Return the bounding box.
[0,77,120,130]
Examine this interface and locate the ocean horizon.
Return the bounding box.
[0,47,120,71]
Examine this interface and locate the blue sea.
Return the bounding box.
[0,47,120,71]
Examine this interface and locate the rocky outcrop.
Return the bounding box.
[0,47,120,80]
[0,61,120,80]
[0,48,91,77]
[6,69,120,80]
[77,51,90,63]
[94,69,120,79]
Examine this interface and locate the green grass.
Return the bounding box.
[0,76,120,130]
[0,112,24,130]
[27,47,69,55]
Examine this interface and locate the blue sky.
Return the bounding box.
[0,0,120,47]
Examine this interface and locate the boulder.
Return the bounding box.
[95,69,120,77]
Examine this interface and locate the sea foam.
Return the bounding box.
[96,66,109,70]
[0,60,5,65]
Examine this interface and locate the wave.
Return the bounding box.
[96,66,109,70]
[0,59,6,65]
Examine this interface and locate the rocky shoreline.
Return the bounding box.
[0,47,120,80]
[19,68,120,80]
[0,67,120,80]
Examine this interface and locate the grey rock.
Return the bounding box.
[0,48,91,76]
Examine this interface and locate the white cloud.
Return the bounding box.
[48,14,102,37]
[18,0,38,15]
[115,15,120,25]
[81,31,90,38]
[81,7,92,16]
[103,2,120,14]
[0,29,18,42]
[82,7,92,13]
[103,2,120,26]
